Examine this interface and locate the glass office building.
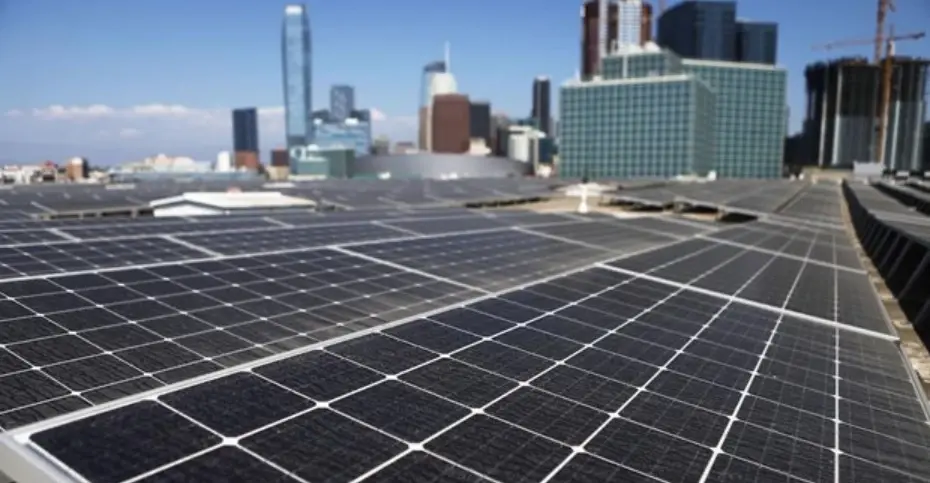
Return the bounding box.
[232,108,259,152]
[314,119,372,157]
[290,147,354,177]
[330,85,355,122]
[658,1,737,61]
[602,50,682,79]
[736,21,778,64]
[560,48,786,179]
[682,59,787,178]
[282,4,313,165]
[560,74,715,179]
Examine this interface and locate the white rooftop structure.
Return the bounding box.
[149,191,316,217]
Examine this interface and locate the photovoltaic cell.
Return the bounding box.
[2,183,929,483]
[22,263,921,483]
[0,248,479,429]
[177,223,407,255]
[0,238,206,280]
[522,221,676,252]
[347,230,610,291]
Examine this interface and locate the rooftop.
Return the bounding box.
[0,177,928,482]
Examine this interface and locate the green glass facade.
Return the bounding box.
[291,147,354,177]
[560,50,787,179]
[602,51,683,80]
[560,75,714,179]
[682,59,787,178]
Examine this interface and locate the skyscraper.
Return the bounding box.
[581,0,619,78]
[282,4,313,170]
[658,1,737,61]
[532,77,551,136]
[469,101,492,148]
[330,85,355,122]
[432,94,470,154]
[617,0,643,50]
[640,2,654,45]
[736,21,778,64]
[418,60,447,151]
[232,108,259,153]
[419,45,457,152]
[421,61,447,107]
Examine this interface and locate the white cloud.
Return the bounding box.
[29,104,115,119]
[1,104,419,161]
[257,106,284,116]
[369,108,387,122]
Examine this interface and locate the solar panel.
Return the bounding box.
[0,248,481,430]
[0,230,72,246]
[607,236,889,335]
[0,238,208,279]
[609,216,719,238]
[703,223,862,271]
[522,221,678,252]
[381,216,515,235]
[177,223,408,255]
[55,217,281,239]
[15,261,929,483]
[1,180,929,483]
[346,230,614,291]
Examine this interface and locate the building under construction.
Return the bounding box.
[885,57,929,171]
[802,56,929,171]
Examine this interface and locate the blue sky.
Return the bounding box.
[1,0,928,164]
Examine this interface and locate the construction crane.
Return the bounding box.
[812,30,925,166]
[875,0,894,64]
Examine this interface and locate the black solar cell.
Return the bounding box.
[1,181,929,483]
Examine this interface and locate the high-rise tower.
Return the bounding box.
[617,0,643,50]
[581,0,619,79]
[532,77,552,136]
[282,4,313,169]
[418,61,446,151]
[232,108,259,153]
[419,43,458,152]
[658,1,737,62]
[329,85,355,122]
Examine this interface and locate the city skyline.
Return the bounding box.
[1,0,929,163]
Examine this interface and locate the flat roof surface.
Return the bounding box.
[0,178,928,483]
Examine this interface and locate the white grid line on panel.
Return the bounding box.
[160,235,223,258]
[329,246,488,295]
[0,213,479,249]
[45,228,81,242]
[1,229,714,483]
[544,230,809,483]
[261,216,293,228]
[696,235,866,274]
[597,264,897,343]
[696,230,817,482]
[512,226,614,252]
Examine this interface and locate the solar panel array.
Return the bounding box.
[873,182,930,217]
[0,178,559,218]
[0,179,928,483]
[612,181,846,229]
[844,181,930,336]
